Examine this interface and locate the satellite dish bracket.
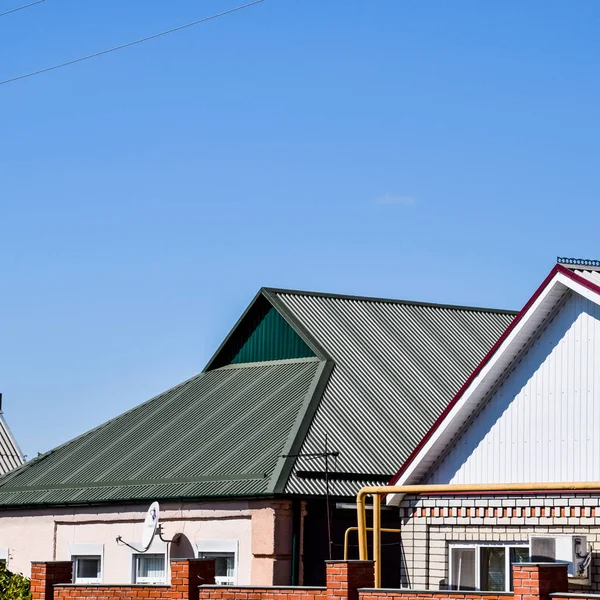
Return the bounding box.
[156,524,181,545]
[116,535,150,553]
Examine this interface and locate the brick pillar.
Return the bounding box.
[30,562,73,600]
[513,563,568,600]
[171,558,216,600]
[326,560,374,600]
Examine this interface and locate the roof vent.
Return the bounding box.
[557,257,600,269]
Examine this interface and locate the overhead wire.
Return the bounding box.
[0,0,264,87]
[0,0,44,19]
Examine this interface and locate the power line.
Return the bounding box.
[0,0,264,87]
[0,0,44,19]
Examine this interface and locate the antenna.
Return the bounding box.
[282,433,340,560]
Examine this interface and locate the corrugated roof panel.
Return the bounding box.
[0,358,324,507]
[271,291,515,496]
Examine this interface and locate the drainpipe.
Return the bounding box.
[357,481,600,589]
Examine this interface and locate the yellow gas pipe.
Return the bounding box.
[357,481,600,589]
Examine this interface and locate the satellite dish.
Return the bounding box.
[141,501,160,551]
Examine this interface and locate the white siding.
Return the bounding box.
[0,415,23,475]
[427,292,600,484]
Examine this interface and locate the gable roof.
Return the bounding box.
[0,358,329,507]
[262,289,515,496]
[388,263,600,502]
[0,286,515,507]
[0,413,24,475]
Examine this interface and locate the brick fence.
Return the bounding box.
[30,560,571,600]
[31,558,215,600]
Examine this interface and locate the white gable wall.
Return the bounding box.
[427,291,600,484]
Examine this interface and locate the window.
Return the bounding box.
[198,552,236,585]
[450,544,529,591]
[196,539,238,586]
[73,556,102,584]
[135,554,166,584]
[68,544,103,584]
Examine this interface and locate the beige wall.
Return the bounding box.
[0,499,293,586]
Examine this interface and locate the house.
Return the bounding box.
[0,395,24,477]
[0,288,514,586]
[387,258,600,593]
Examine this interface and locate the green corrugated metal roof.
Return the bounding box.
[0,358,328,507]
[0,286,517,508]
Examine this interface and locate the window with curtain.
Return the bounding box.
[135,554,166,584]
[450,544,529,591]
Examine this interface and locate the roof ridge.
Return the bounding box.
[264,287,517,315]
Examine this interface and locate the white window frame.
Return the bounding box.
[68,544,104,584]
[130,537,168,585]
[449,542,529,592]
[134,553,167,585]
[72,556,102,584]
[196,539,238,586]
[0,547,8,566]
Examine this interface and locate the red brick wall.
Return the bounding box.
[512,564,568,600]
[359,594,509,600]
[31,559,570,600]
[47,559,215,600]
[198,586,328,600]
[31,561,73,600]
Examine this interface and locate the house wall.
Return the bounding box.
[397,494,600,592]
[0,499,294,585]
[428,293,600,485]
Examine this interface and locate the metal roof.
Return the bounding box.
[0,414,24,475]
[0,358,327,507]
[263,289,516,495]
[0,287,516,507]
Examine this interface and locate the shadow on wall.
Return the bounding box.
[170,534,196,559]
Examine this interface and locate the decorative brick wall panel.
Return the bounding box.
[398,494,600,591]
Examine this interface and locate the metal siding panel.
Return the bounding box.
[231,308,314,364]
[274,292,515,495]
[427,293,600,484]
[0,416,24,475]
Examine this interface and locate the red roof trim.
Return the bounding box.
[389,264,600,486]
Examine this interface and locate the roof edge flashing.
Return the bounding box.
[264,287,517,315]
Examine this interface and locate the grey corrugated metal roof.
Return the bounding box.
[0,358,326,507]
[0,414,24,475]
[263,290,515,496]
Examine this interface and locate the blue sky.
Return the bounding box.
[2,0,600,459]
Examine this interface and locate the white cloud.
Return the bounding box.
[374,194,416,207]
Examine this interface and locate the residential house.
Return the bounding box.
[388,259,600,593]
[0,288,514,586]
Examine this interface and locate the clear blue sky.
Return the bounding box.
[2,0,599,460]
